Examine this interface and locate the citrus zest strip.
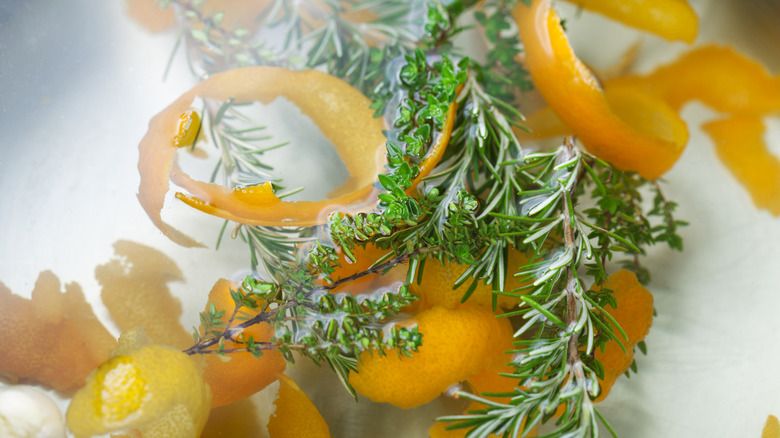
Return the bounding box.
[138,66,387,247]
[513,0,688,180]
[561,0,698,43]
[606,45,780,115]
[701,117,780,216]
[407,86,460,195]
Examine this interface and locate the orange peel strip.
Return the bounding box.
[199,279,287,408]
[590,269,653,402]
[407,88,460,195]
[138,66,387,247]
[701,117,780,216]
[606,45,780,115]
[267,374,330,438]
[561,0,698,43]
[513,0,688,179]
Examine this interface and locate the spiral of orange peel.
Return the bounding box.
[513,0,689,180]
[138,66,387,247]
[561,0,698,43]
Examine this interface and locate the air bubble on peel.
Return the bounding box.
[444,383,466,398]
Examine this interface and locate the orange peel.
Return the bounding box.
[267,374,330,438]
[513,0,688,179]
[561,0,698,43]
[199,279,287,408]
[0,272,117,395]
[701,117,780,216]
[589,269,653,401]
[407,89,460,195]
[138,66,387,247]
[317,243,407,295]
[764,415,780,438]
[412,249,531,310]
[349,305,513,409]
[606,45,780,115]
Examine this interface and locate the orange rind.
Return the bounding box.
[513,0,689,179]
[412,249,531,310]
[590,269,653,401]
[764,415,780,438]
[349,305,513,409]
[66,332,211,438]
[701,117,780,216]
[138,66,387,247]
[267,374,330,438]
[0,272,116,395]
[198,279,286,408]
[606,45,780,115]
[407,90,460,195]
[561,0,698,43]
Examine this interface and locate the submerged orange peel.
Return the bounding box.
[407,87,460,195]
[606,45,780,115]
[701,117,780,216]
[561,0,698,43]
[138,66,387,247]
[590,269,653,401]
[267,374,330,438]
[513,0,689,179]
[349,305,513,409]
[199,279,287,408]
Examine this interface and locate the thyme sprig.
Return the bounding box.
[187,253,424,398]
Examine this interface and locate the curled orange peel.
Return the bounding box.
[138,66,387,247]
[561,0,698,43]
[407,87,460,195]
[513,0,688,180]
[701,117,780,216]
[606,45,780,115]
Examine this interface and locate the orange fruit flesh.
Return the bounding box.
[199,279,286,408]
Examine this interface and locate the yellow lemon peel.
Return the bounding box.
[67,339,211,438]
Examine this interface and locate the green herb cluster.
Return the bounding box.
[169,0,687,436]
